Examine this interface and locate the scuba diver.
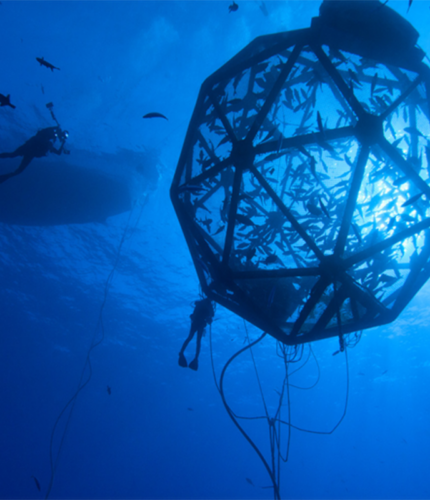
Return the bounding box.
[0,126,69,184]
[179,297,215,371]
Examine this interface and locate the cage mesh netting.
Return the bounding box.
[171,0,430,345]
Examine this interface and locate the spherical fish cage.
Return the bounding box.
[171,0,430,346]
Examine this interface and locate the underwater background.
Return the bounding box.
[0,1,430,499]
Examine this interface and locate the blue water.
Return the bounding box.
[1,1,430,499]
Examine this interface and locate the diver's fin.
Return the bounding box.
[178,353,187,368]
[189,359,198,371]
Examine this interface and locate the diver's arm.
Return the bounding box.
[50,141,65,155]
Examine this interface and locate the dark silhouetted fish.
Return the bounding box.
[317,111,324,135]
[351,222,362,243]
[263,253,278,265]
[200,218,212,231]
[107,386,111,395]
[187,407,194,411]
[246,478,254,486]
[402,192,424,207]
[297,144,311,158]
[36,57,60,71]
[393,176,408,187]
[259,1,269,16]
[371,72,378,96]
[380,274,398,285]
[307,202,322,217]
[309,156,317,177]
[142,112,168,120]
[229,1,238,12]
[236,213,255,226]
[245,247,256,262]
[213,224,225,235]
[178,184,205,194]
[319,197,330,218]
[31,476,41,491]
[0,93,16,109]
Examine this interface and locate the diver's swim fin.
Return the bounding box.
[189,359,198,371]
[178,353,187,368]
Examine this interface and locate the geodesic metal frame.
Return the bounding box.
[171,1,430,345]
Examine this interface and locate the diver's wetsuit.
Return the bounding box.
[179,298,215,371]
[0,127,66,184]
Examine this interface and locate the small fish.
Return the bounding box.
[0,93,16,109]
[358,372,365,376]
[371,72,378,96]
[259,1,269,17]
[407,0,413,12]
[307,202,322,217]
[332,350,340,356]
[319,197,330,218]
[317,111,324,135]
[229,1,238,12]
[178,184,205,194]
[401,192,424,207]
[381,370,388,375]
[187,407,194,411]
[379,274,397,284]
[107,386,111,395]
[351,222,362,243]
[309,156,317,177]
[200,218,212,231]
[297,145,311,158]
[245,247,256,262]
[246,478,254,486]
[31,476,41,491]
[348,68,360,85]
[143,112,168,120]
[213,224,225,235]
[263,253,278,265]
[36,56,60,71]
[236,213,255,226]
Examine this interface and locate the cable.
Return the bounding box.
[45,207,135,499]
[288,345,321,390]
[211,309,350,500]
[218,332,281,500]
[277,347,349,435]
[209,323,220,394]
[243,321,270,419]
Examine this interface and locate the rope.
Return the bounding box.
[45,207,136,499]
[277,348,349,435]
[243,320,270,418]
[218,332,281,500]
[209,323,220,394]
[210,289,351,500]
[288,345,321,390]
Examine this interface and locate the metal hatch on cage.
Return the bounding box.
[171,0,430,345]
